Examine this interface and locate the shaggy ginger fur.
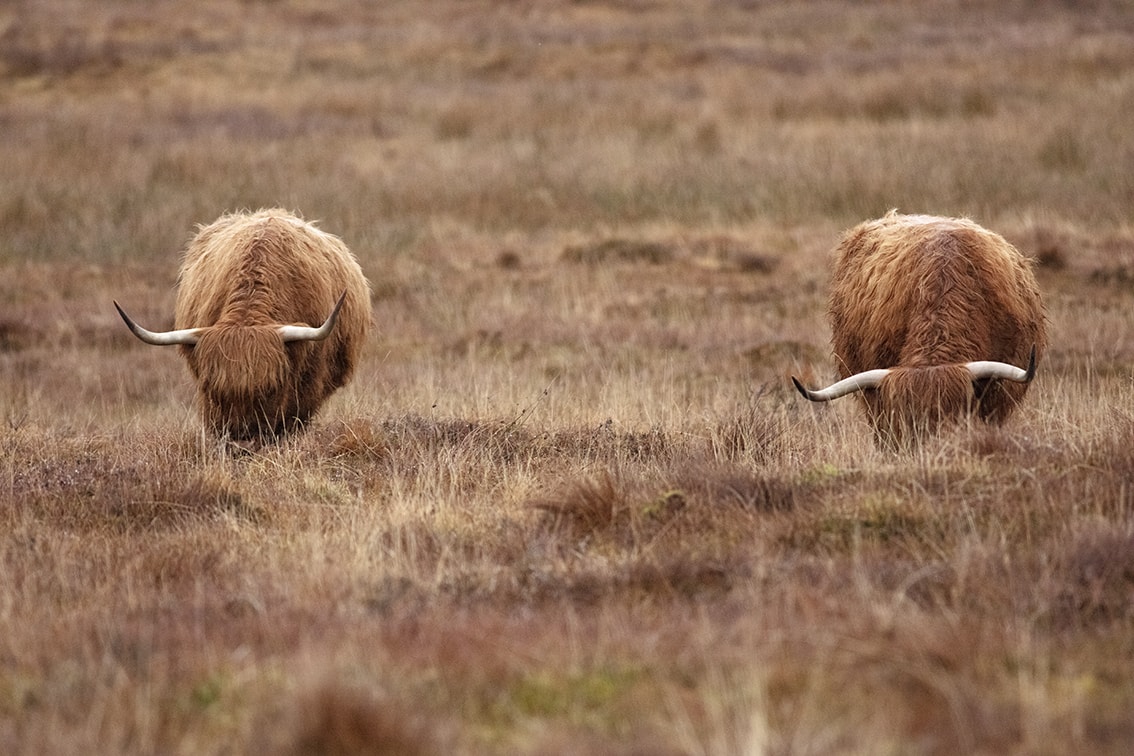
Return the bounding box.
[828,212,1047,442]
[174,209,371,441]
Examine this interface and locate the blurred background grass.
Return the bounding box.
[1,0,1131,266]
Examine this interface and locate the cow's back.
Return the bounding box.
[829,213,1043,377]
[174,210,363,330]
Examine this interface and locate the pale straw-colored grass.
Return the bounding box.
[2,1,1134,753]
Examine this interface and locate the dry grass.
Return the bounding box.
[3,1,1134,753]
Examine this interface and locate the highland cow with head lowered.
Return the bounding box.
[115,209,371,442]
[792,212,1046,444]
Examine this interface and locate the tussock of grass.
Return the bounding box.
[561,238,677,266]
[274,679,447,756]
[529,473,629,539]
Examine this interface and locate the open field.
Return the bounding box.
[2,1,1134,753]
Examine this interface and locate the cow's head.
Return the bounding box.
[114,292,346,439]
[791,347,1036,444]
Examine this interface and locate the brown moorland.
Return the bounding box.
[2,1,1134,753]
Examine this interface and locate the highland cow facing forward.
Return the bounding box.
[792,212,1046,444]
[115,209,371,442]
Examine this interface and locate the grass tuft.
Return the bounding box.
[561,238,677,266]
[529,473,628,540]
[277,680,445,756]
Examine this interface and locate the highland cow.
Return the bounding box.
[792,212,1046,443]
[115,209,371,442]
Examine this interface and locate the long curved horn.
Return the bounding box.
[964,345,1037,383]
[277,291,347,343]
[791,369,892,402]
[114,301,203,346]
